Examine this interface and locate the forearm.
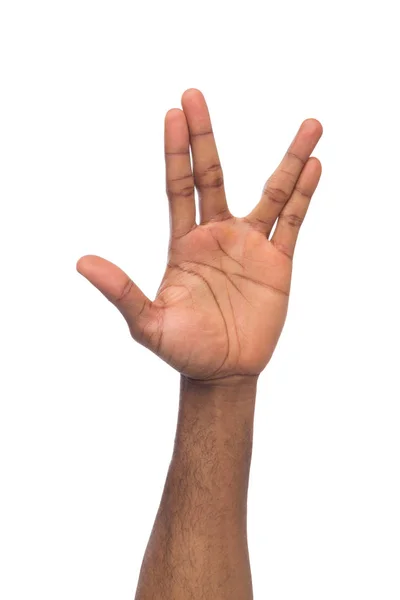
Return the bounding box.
[134,375,258,600]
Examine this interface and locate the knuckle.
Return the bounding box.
[294,185,312,200]
[242,215,275,234]
[166,173,194,199]
[167,172,193,183]
[206,207,232,223]
[166,185,194,199]
[253,216,275,231]
[286,150,306,166]
[263,184,290,205]
[276,168,298,185]
[204,162,222,173]
[195,163,224,190]
[270,240,293,259]
[282,213,303,228]
[115,278,134,303]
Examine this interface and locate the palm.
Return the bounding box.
[77,89,322,382]
[151,219,291,379]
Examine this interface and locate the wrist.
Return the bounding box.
[180,373,258,404]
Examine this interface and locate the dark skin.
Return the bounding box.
[77,88,323,598]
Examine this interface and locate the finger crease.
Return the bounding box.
[196,178,224,190]
[167,173,193,182]
[167,186,194,198]
[190,130,213,137]
[165,151,190,156]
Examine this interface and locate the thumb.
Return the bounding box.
[76,254,155,343]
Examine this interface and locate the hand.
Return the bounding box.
[77,89,322,383]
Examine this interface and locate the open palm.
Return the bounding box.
[77,89,322,382]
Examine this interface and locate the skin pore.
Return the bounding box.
[77,88,323,598]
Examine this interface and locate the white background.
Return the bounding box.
[1,1,399,598]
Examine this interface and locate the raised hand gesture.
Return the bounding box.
[77,89,322,383]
